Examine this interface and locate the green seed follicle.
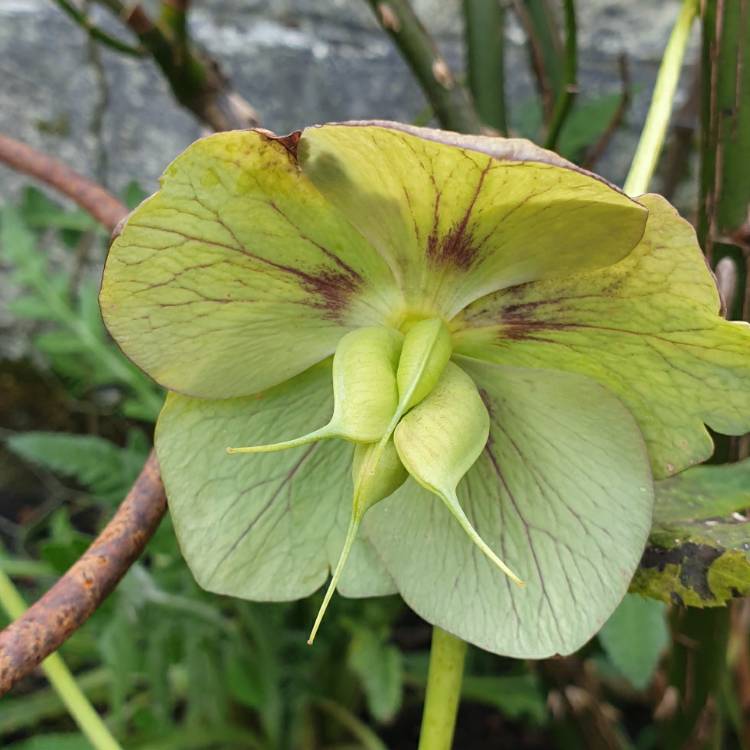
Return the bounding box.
[229,317,524,644]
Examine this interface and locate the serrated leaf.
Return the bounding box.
[20,186,97,232]
[7,296,55,320]
[598,594,668,690]
[6,431,148,502]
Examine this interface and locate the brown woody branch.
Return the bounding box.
[0,452,166,695]
[0,135,167,695]
[93,0,259,132]
[365,0,481,134]
[0,133,127,231]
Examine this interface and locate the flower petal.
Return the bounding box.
[101,129,397,398]
[155,363,395,600]
[363,360,653,658]
[298,121,647,319]
[454,193,750,478]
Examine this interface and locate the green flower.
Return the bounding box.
[100,121,750,657]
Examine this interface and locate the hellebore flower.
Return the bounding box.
[100,121,750,657]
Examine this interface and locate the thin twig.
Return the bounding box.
[582,54,632,170]
[0,133,126,231]
[92,0,259,131]
[364,0,481,133]
[544,0,578,150]
[52,0,145,57]
[0,452,166,696]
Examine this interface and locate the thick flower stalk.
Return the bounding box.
[100,121,750,657]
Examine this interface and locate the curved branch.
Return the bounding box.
[0,452,166,696]
[0,137,166,696]
[0,133,127,232]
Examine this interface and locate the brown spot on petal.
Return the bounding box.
[301,268,362,317]
[426,162,491,271]
[427,223,478,270]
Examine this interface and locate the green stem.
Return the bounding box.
[417,627,468,750]
[463,0,507,132]
[544,0,577,150]
[0,570,123,750]
[364,0,481,133]
[512,0,563,122]
[623,0,698,196]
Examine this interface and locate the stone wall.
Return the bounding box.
[0,0,693,198]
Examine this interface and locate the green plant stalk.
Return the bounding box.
[659,3,750,747]
[0,569,123,750]
[544,0,577,149]
[53,0,145,56]
[463,0,507,132]
[364,0,481,133]
[623,0,698,196]
[660,607,729,749]
[512,0,564,121]
[698,0,750,309]
[417,627,468,750]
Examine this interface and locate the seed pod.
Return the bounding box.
[394,362,523,586]
[395,317,452,414]
[308,439,408,644]
[228,326,402,454]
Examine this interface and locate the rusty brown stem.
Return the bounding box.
[0,133,127,231]
[0,137,167,696]
[0,452,166,696]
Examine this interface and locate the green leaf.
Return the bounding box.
[460,673,547,724]
[155,363,395,602]
[455,193,750,478]
[19,186,98,232]
[6,430,148,502]
[557,93,625,161]
[632,459,750,606]
[101,130,396,400]
[365,360,653,657]
[347,626,404,723]
[653,458,750,522]
[4,735,92,750]
[598,594,668,690]
[300,121,647,319]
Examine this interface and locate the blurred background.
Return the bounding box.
[0,1,729,749]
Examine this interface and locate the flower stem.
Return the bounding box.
[623,0,698,196]
[0,569,123,750]
[417,627,468,750]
